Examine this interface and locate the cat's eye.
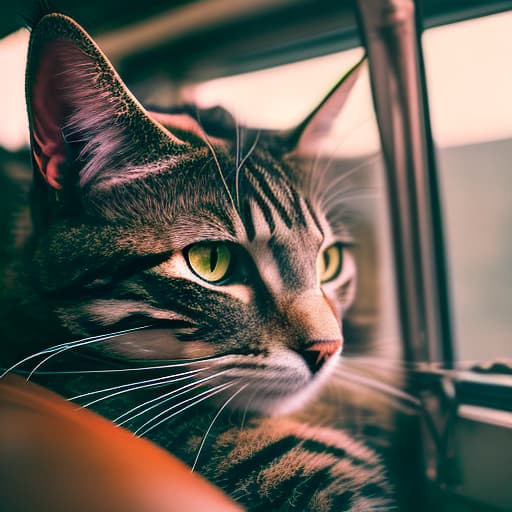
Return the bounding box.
[318,244,343,283]
[186,242,232,283]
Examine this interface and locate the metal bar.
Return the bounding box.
[355,0,453,365]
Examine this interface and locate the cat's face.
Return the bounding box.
[24,14,361,415]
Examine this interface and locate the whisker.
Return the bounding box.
[308,115,372,199]
[1,325,151,379]
[240,386,259,430]
[69,367,204,402]
[327,154,380,186]
[335,366,443,453]
[316,155,380,209]
[341,360,442,398]
[80,374,197,410]
[321,187,380,211]
[235,118,240,168]
[16,354,233,376]
[341,357,410,376]
[191,383,248,471]
[115,372,227,427]
[27,340,131,381]
[195,108,237,212]
[313,130,375,201]
[135,381,235,437]
[334,367,421,409]
[235,130,261,210]
[344,355,473,371]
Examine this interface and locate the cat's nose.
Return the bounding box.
[285,290,343,373]
[301,339,342,374]
[286,290,342,343]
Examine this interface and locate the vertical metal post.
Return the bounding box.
[355,0,453,365]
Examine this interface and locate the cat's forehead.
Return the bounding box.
[181,145,325,245]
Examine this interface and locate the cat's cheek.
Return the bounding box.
[99,329,216,361]
[179,341,217,360]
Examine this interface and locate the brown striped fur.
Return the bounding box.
[0,11,397,511]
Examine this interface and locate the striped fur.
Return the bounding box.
[0,12,396,511]
[166,415,393,511]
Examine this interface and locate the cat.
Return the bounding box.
[0,11,396,511]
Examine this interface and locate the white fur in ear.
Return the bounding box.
[26,14,187,191]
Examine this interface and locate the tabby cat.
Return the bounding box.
[0,12,395,511]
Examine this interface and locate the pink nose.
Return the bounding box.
[302,339,342,374]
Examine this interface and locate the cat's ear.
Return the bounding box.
[26,13,186,192]
[286,55,365,154]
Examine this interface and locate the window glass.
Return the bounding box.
[423,12,512,362]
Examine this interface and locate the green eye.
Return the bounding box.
[318,244,343,283]
[186,242,232,283]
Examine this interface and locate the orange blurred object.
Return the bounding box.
[0,375,243,512]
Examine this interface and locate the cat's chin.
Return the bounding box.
[247,366,337,417]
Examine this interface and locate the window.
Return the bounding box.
[423,12,512,362]
[420,13,512,511]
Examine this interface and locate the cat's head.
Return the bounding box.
[24,13,363,415]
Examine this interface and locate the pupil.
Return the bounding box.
[323,252,329,272]
[210,246,218,272]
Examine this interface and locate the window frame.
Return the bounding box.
[355,2,512,511]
